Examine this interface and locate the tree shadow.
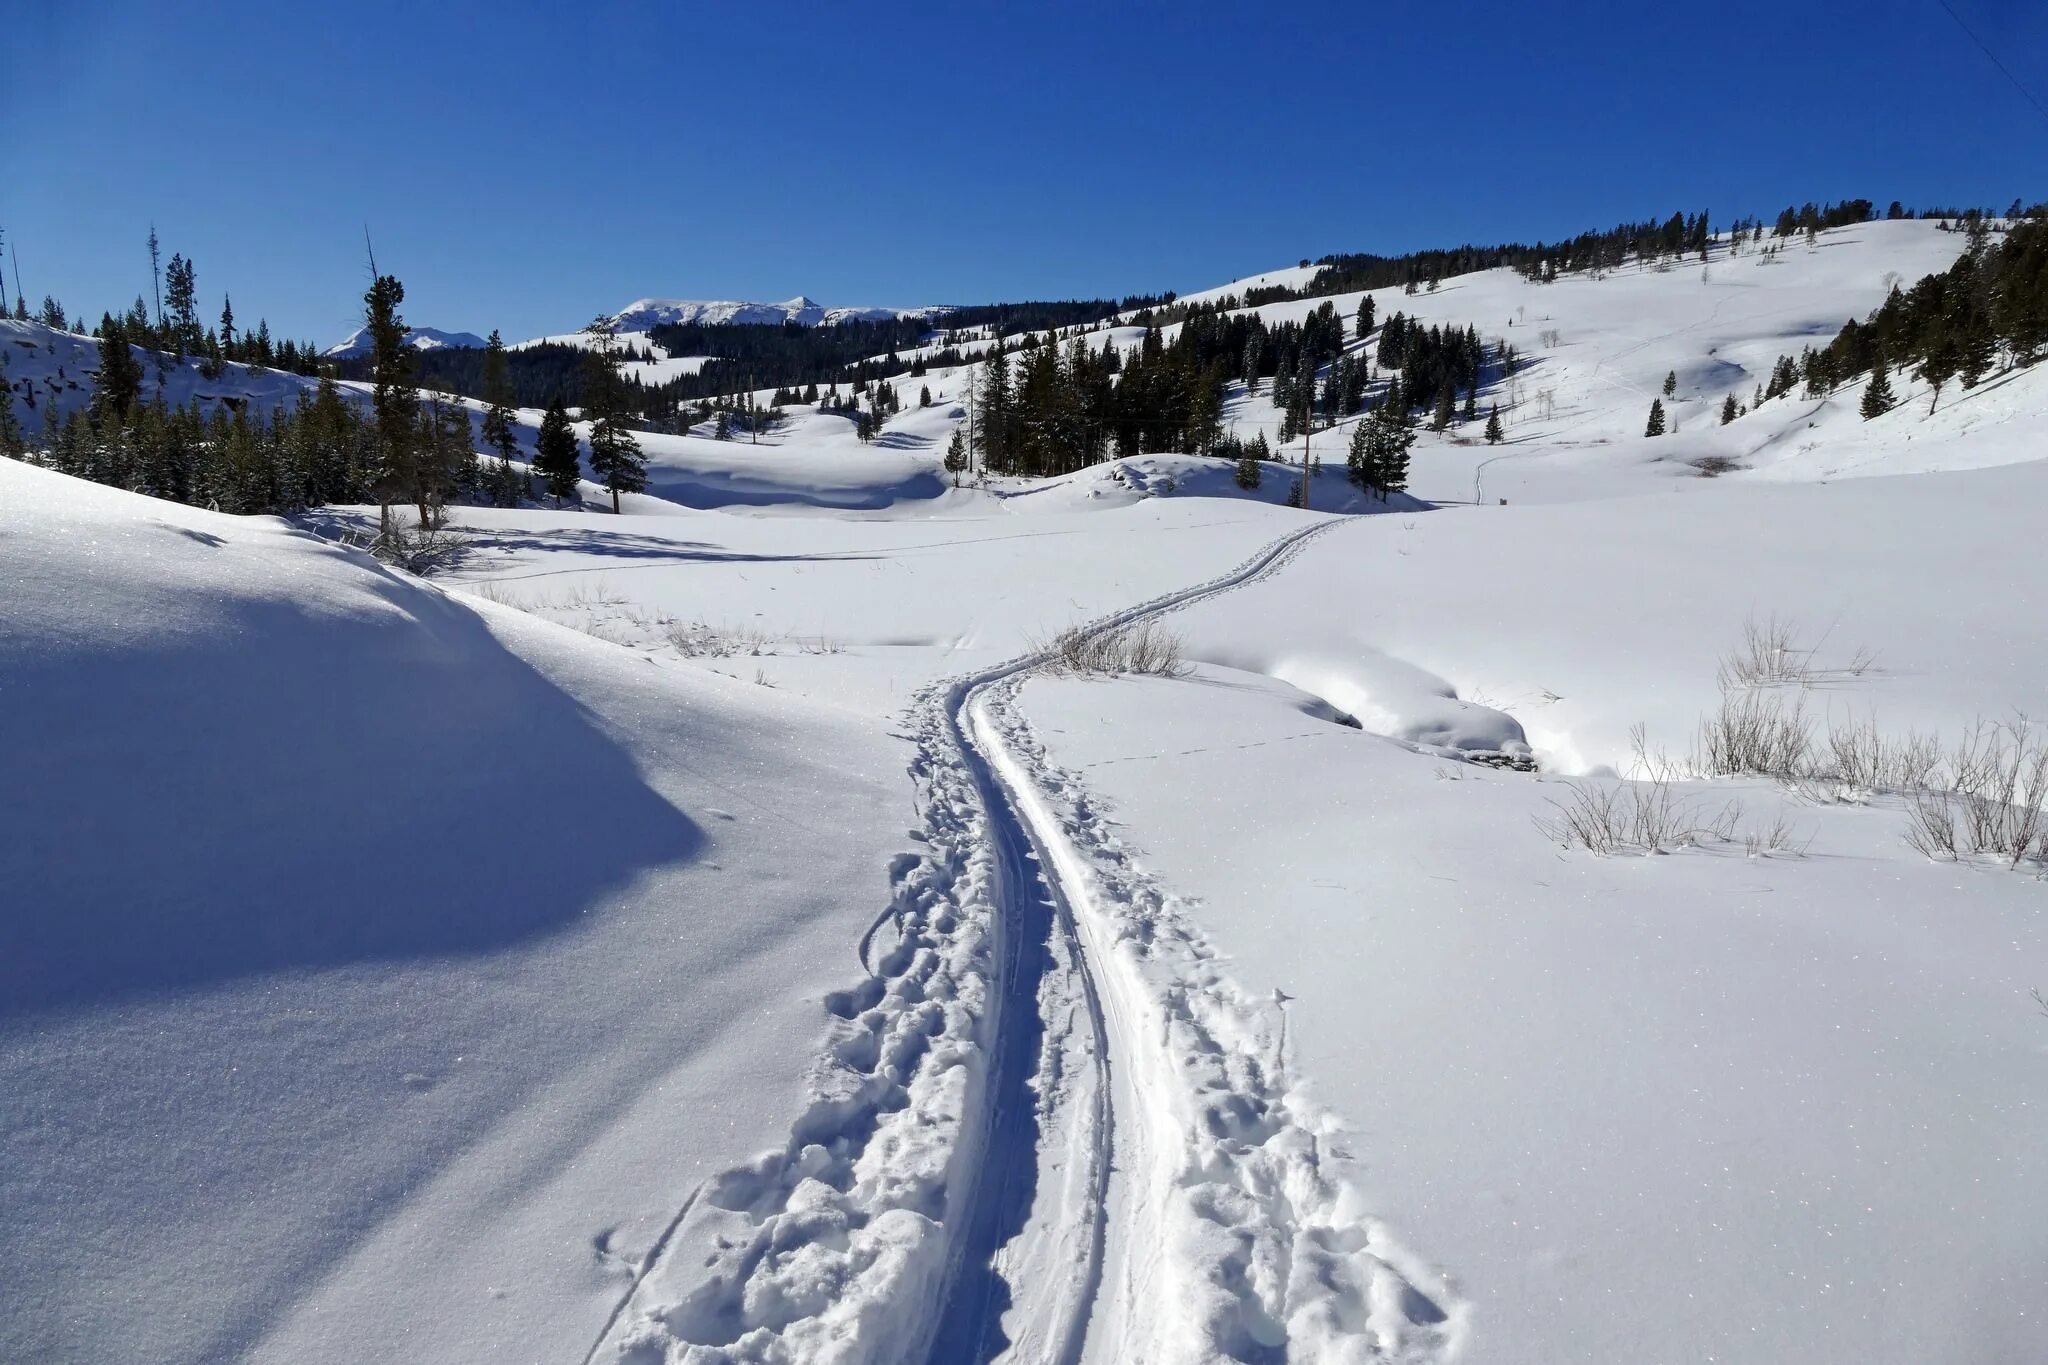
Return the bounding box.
[0,553,705,1016]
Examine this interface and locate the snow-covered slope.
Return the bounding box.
[322,324,487,358]
[9,212,2048,1365]
[0,457,909,1365]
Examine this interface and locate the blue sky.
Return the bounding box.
[5,0,2045,347]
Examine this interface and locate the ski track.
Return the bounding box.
[592,516,1465,1364]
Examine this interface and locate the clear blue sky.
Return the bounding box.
[6,0,2044,348]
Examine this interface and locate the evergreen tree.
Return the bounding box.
[1234,447,1262,490]
[1461,385,1477,423]
[1430,384,1454,432]
[218,296,237,363]
[164,254,198,356]
[1484,404,1503,444]
[1644,398,1666,436]
[1860,358,1894,419]
[1351,400,1414,500]
[1662,369,1677,397]
[93,315,143,420]
[478,329,525,504]
[534,396,582,506]
[1720,393,1738,425]
[1354,294,1375,340]
[364,273,418,534]
[0,359,22,457]
[580,317,645,512]
[1922,335,1957,413]
[943,426,968,480]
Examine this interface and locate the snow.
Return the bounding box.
[0,458,910,1365]
[606,295,951,331]
[322,324,488,358]
[8,216,2048,1364]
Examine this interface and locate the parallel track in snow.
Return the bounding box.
[588,512,1458,1365]
[922,515,1354,1362]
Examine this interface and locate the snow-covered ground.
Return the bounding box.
[6,218,2046,1364]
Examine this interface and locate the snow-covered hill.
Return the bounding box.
[321,324,487,358]
[7,213,2047,1365]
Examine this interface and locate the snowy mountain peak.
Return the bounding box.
[322,325,487,359]
[605,296,949,332]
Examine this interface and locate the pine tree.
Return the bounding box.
[1922,336,1957,413]
[478,329,524,504]
[1644,398,1666,436]
[1720,393,1738,425]
[1860,358,1894,419]
[1354,294,1375,340]
[362,273,418,534]
[1662,369,1677,398]
[1484,404,1504,444]
[1346,416,1375,489]
[93,315,143,420]
[165,254,198,356]
[0,357,23,457]
[580,317,645,512]
[1234,447,1262,490]
[219,296,237,363]
[1461,385,1477,423]
[1430,384,1454,432]
[533,397,582,505]
[944,426,968,481]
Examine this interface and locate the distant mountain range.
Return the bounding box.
[606,295,951,332]
[324,296,950,359]
[322,326,489,359]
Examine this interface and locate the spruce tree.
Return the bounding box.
[363,273,417,534]
[944,427,968,481]
[1234,447,1262,490]
[1354,294,1375,340]
[478,330,524,504]
[580,317,645,512]
[0,358,22,457]
[93,315,142,421]
[1484,405,1503,444]
[1644,398,1666,436]
[1720,393,1738,425]
[1860,358,1894,419]
[1431,384,1454,432]
[1922,338,1956,413]
[165,254,198,356]
[1662,369,1677,398]
[534,396,581,506]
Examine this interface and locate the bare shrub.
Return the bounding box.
[1537,776,1728,855]
[1716,613,1806,688]
[370,516,470,575]
[667,619,777,659]
[1693,690,1812,777]
[1949,719,2048,868]
[1039,618,1192,678]
[1716,614,1878,691]
[1903,791,1959,860]
[1824,716,1941,792]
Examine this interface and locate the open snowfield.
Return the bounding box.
[5,218,2046,1363]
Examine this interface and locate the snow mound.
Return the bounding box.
[0,456,906,1365]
